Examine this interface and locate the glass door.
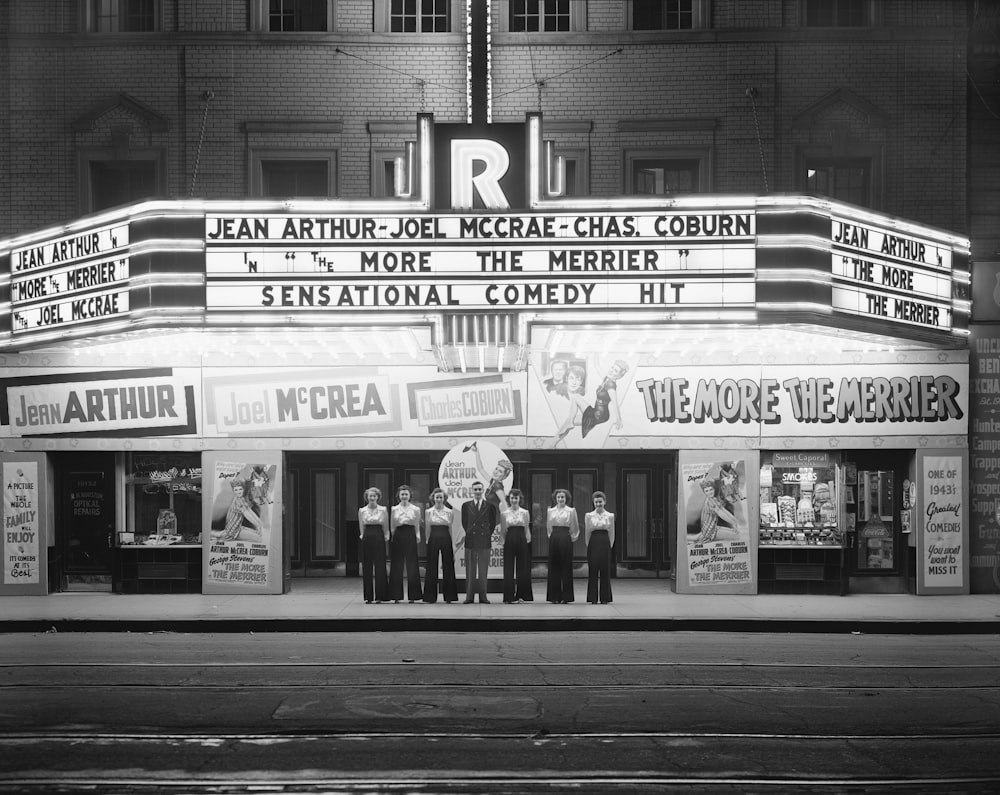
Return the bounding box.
[57,452,116,590]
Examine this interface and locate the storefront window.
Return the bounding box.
[122,454,202,547]
[759,452,842,547]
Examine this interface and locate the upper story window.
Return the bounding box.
[803,156,871,207]
[510,0,571,32]
[802,0,873,27]
[86,0,159,32]
[267,0,331,31]
[390,0,450,31]
[625,149,710,195]
[630,0,708,31]
[250,149,338,197]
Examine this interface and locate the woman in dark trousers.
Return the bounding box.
[423,487,458,603]
[389,484,423,603]
[501,488,533,603]
[357,487,389,604]
[546,488,579,603]
[585,490,615,604]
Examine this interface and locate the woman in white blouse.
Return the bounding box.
[546,488,579,603]
[389,484,423,603]
[501,488,533,603]
[423,487,458,603]
[357,487,389,604]
[585,490,615,604]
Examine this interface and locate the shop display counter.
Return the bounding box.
[758,452,846,595]
[114,456,203,594]
[113,544,202,594]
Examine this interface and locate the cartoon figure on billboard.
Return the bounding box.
[549,357,631,447]
[465,440,512,512]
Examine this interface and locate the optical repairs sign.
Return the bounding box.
[10,223,130,334]
[0,370,198,437]
[3,461,38,585]
[830,218,953,331]
[204,211,756,314]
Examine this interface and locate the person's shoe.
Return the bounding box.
[463,598,474,604]
[481,598,491,604]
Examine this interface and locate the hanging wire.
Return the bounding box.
[746,86,769,194]
[494,47,623,100]
[188,90,214,197]
[335,48,464,94]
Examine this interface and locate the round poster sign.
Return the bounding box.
[439,440,514,579]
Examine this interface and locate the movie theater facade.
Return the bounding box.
[0,115,971,600]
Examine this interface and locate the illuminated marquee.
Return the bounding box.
[830,216,954,331]
[204,211,757,314]
[10,223,130,334]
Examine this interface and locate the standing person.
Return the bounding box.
[389,484,423,603]
[546,488,579,603]
[585,491,615,604]
[461,481,498,604]
[357,487,389,604]
[423,488,458,604]
[501,488,533,603]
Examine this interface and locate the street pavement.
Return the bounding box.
[2,577,999,632]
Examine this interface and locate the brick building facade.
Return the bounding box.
[0,2,988,599]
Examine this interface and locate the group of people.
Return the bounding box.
[358,484,616,606]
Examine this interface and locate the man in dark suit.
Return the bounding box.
[462,481,499,603]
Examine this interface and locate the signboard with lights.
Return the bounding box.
[830,216,954,332]
[0,114,970,349]
[204,211,757,314]
[10,223,130,335]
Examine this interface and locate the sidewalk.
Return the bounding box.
[3,578,1000,633]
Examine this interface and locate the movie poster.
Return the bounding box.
[676,450,759,594]
[202,451,283,594]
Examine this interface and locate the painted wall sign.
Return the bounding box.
[968,325,1000,593]
[0,369,199,437]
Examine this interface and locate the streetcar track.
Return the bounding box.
[4,729,1000,741]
